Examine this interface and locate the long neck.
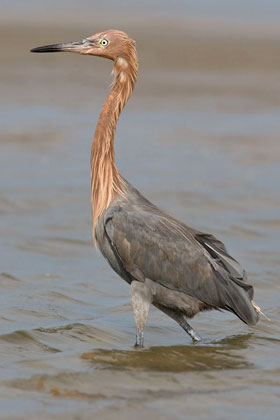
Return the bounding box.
[90,53,138,242]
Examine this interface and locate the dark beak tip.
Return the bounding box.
[29,44,64,53]
[30,47,46,52]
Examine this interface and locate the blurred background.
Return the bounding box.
[0,1,280,419]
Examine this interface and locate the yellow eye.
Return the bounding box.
[100,39,109,47]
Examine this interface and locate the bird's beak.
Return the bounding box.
[30,38,94,54]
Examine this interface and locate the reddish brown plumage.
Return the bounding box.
[89,31,138,241]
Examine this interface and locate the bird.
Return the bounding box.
[31,30,261,347]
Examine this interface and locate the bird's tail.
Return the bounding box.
[221,277,259,326]
[252,300,270,321]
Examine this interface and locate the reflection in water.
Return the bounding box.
[82,335,253,372]
[8,335,252,405]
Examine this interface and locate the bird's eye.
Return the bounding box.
[100,39,109,47]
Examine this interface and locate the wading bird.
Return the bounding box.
[31,30,260,346]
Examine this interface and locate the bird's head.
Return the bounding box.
[30,29,136,63]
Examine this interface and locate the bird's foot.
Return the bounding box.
[191,330,202,342]
[181,318,202,342]
[134,330,144,347]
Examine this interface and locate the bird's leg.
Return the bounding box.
[179,317,201,342]
[155,305,201,342]
[130,280,152,347]
[135,330,144,347]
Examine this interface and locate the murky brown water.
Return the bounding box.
[1,2,280,419]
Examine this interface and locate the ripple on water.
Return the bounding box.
[0,272,23,289]
[16,236,87,258]
[34,323,124,347]
[0,323,125,362]
[0,330,61,356]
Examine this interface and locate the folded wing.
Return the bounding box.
[103,203,258,325]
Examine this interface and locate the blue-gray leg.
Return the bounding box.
[135,330,144,347]
[180,317,201,342]
[130,281,152,348]
[155,305,202,342]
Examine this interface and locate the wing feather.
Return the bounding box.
[102,203,258,325]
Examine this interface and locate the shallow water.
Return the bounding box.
[1,2,280,419]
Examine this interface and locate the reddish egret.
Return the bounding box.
[31,30,260,346]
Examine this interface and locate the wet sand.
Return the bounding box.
[0,3,280,419]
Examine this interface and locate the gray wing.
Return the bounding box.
[103,204,258,325]
[193,231,253,298]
